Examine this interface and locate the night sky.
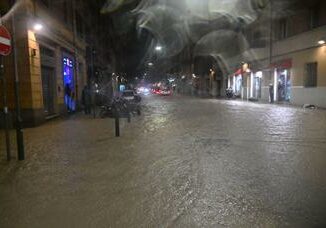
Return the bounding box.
[98,0,153,79]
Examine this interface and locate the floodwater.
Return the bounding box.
[1,95,326,227]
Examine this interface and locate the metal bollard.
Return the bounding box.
[115,115,120,137]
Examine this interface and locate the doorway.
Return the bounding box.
[276,69,291,102]
[252,76,262,98]
[41,66,56,115]
[63,56,75,111]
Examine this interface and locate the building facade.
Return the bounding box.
[1,0,92,127]
[228,0,326,107]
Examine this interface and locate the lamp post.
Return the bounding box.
[11,0,25,160]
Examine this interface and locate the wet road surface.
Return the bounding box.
[1,95,326,227]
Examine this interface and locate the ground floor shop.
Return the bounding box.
[233,43,326,108]
[250,71,262,99]
[228,71,242,98]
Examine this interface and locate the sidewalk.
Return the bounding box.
[0,112,119,162]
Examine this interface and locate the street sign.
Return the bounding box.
[0,25,11,56]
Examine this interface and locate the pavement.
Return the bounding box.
[1,95,326,227]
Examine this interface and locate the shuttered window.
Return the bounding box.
[304,62,318,87]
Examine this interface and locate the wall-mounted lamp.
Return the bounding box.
[318,39,325,45]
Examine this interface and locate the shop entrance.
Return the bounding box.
[253,77,261,98]
[233,75,242,97]
[252,72,262,99]
[276,69,291,102]
[41,66,55,115]
[63,56,75,111]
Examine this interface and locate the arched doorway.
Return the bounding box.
[193,55,228,97]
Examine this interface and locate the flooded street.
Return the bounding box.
[1,95,326,227]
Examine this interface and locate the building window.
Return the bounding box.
[40,46,54,57]
[304,62,318,87]
[63,1,68,23]
[310,3,320,28]
[251,31,266,48]
[278,18,288,39]
[76,12,85,39]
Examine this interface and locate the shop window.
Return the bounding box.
[304,62,318,87]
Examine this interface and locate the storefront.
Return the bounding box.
[233,74,242,96]
[228,68,242,97]
[271,59,292,102]
[250,71,262,99]
[63,54,76,112]
[228,64,252,99]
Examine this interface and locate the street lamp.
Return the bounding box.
[318,39,325,45]
[33,23,43,31]
[148,62,153,66]
[155,46,162,51]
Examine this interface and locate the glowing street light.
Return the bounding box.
[318,39,325,45]
[33,23,43,31]
[155,46,162,51]
[148,62,153,66]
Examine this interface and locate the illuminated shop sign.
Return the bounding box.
[63,57,74,86]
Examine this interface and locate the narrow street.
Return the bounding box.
[1,95,326,227]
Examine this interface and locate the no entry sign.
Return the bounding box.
[0,25,12,56]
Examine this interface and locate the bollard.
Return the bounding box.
[115,115,120,137]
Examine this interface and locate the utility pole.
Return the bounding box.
[268,0,275,103]
[269,0,273,76]
[11,0,25,160]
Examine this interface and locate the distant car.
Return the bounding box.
[152,88,160,94]
[122,90,136,101]
[137,87,150,95]
[160,89,171,96]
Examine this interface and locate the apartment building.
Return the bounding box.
[228,0,326,107]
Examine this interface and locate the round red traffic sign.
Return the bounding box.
[0,25,12,56]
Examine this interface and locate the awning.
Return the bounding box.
[269,59,292,69]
